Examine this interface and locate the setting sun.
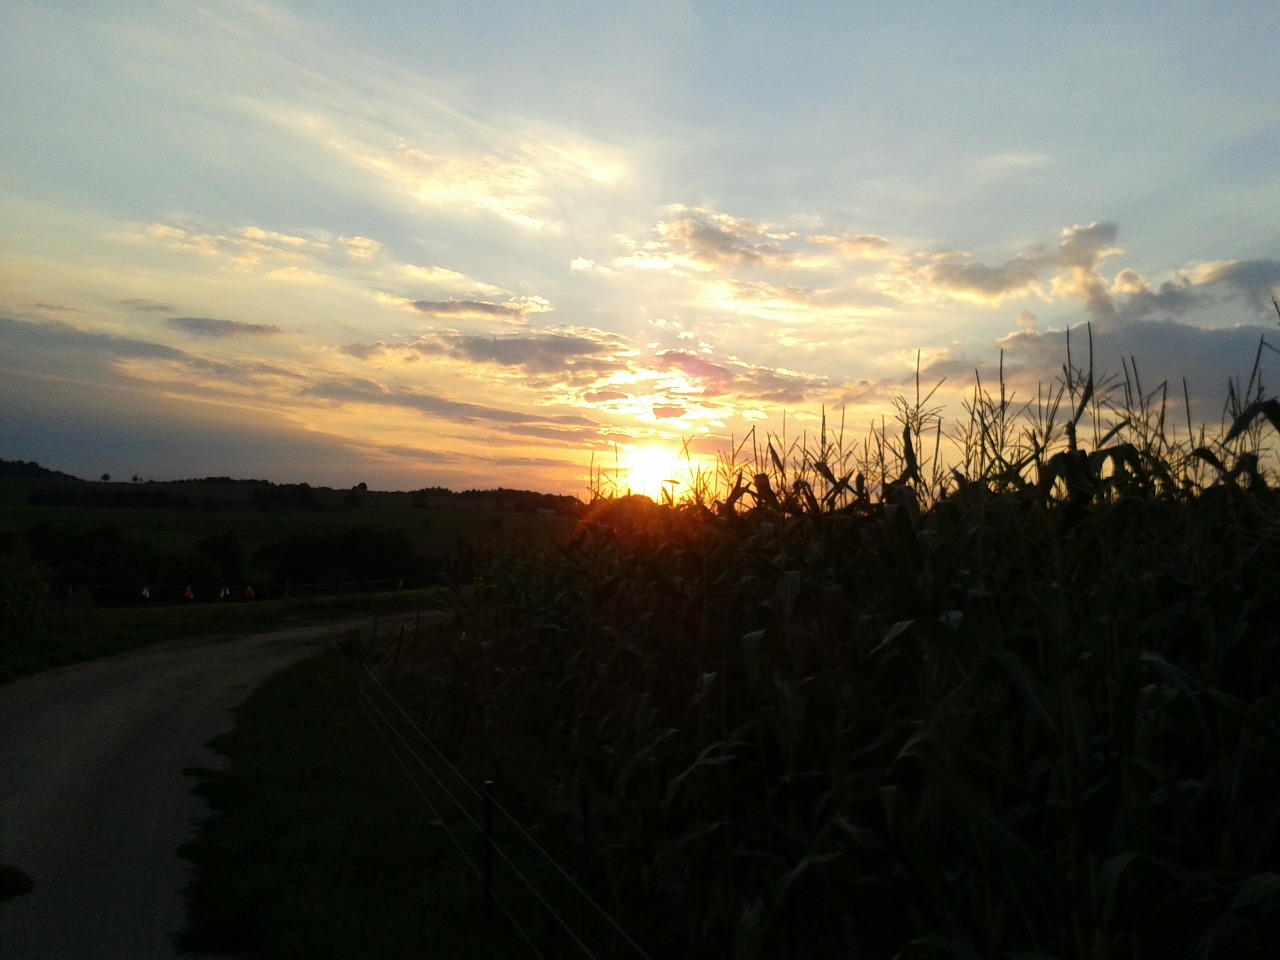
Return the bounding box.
[618,444,682,500]
[614,443,721,502]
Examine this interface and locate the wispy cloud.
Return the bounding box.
[344,329,624,375]
[262,102,627,232]
[420,331,618,373]
[654,349,824,404]
[126,222,378,277]
[166,316,281,338]
[402,265,505,297]
[408,297,552,323]
[119,298,174,312]
[808,233,897,261]
[299,374,599,431]
[971,151,1052,183]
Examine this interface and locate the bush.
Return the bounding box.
[0,545,55,648]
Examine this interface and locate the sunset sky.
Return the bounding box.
[3,1,1280,496]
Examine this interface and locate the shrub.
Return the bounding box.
[0,544,55,648]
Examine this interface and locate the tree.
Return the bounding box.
[100,473,110,482]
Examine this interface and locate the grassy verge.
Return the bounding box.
[178,645,525,959]
[0,587,446,684]
[178,635,648,960]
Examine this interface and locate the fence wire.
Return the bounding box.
[358,624,652,960]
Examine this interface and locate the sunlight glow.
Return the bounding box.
[615,443,718,502]
[617,444,680,500]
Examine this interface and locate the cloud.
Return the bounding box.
[615,205,825,274]
[130,222,389,282]
[1058,222,1121,269]
[408,297,552,323]
[264,266,327,284]
[654,349,825,404]
[277,107,627,231]
[339,235,381,261]
[569,257,615,275]
[0,364,388,489]
[299,374,599,431]
[442,333,612,372]
[343,328,626,377]
[119,298,174,312]
[166,316,282,338]
[1189,259,1280,315]
[403,264,505,297]
[3,315,190,366]
[340,340,386,360]
[137,222,331,268]
[924,257,1046,304]
[417,330,622,375]
[991,317,1280,423]
[888,223,1119,307]
[659,207,796,267]
[0,317,304,400]
[1052,252,1278,328]
[583,388,628,403]
[971,151,1052,183]
[808,232,896,261]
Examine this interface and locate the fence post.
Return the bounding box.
[483,779,495,917]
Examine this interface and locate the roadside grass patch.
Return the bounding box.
[179,644,524,958]
[178,636,599,959]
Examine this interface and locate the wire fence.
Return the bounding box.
[59,573,452,608]
[356,621,653,960]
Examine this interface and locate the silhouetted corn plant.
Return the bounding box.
[405,329,1280,958]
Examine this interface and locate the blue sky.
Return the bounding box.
[3,1,1279,494]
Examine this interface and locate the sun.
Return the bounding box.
[621,444,685,501]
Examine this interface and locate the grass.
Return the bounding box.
[179,629,659,959]
[178,644,510,959]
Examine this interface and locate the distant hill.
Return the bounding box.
[0,458,579,508]
[0,459,82,482]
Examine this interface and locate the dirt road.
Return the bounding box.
[0,618,396,959]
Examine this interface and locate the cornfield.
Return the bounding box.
[410,327,1280,959]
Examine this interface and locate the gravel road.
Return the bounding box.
[0,618,395,959]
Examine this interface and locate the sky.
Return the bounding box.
[3,1,1280,497]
